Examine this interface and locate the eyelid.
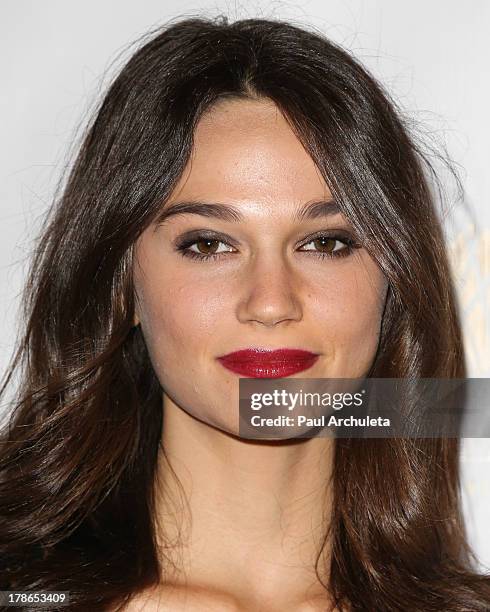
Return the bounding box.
[297,228,357,245]
[174,229,240,250]
[188,240,235,254]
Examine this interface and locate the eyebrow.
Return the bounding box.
[154,198,341,225]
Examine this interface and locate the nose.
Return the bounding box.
[236,254,303,327]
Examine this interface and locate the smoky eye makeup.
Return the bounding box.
[171,226,363,263]
[173,228,239,251]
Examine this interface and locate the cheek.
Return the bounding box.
[135,271,229,367]
[309,265,387,353]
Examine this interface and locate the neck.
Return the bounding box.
[152,393,335,609]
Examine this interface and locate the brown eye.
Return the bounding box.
[300,236,344,254]
[298,233,357,260]
[194,239,220,254]
[182,237,235,259]
[312,237,337,253]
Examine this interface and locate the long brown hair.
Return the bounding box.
[1,15,489,611]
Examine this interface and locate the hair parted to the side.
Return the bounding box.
[1,14,489,612]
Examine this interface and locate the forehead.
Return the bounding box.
[168,98,332,210]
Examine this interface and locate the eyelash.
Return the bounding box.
[175,233,359,262]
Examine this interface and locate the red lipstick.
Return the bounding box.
[217,348,319,378]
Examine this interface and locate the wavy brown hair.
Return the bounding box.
[1,15,489,611]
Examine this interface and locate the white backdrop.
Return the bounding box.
[1,0,489,568]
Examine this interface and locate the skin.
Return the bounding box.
[130,98,388,611]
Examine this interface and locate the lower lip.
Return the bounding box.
[217,351,319,378]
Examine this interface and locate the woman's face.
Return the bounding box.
[133,98,388,434]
